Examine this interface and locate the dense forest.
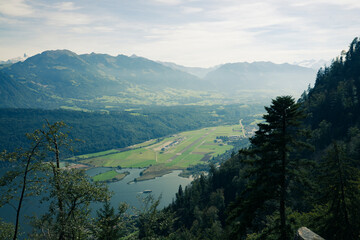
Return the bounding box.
[163,37,360,240]
[1,37,360,240]
[0,104,262,155]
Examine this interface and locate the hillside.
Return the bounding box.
[0,50,204,106]
[161,37,360,240]
[158,61,220,78]
[0,104,263,155]
[0,73,42,108]
[0,50,316,109]
[300,37,360,149]
[204,61,316,95]
[1,39,359,239]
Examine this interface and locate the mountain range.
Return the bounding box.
[293,59,330,69]
[0,50,317,109]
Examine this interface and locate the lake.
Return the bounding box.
[87,167,192,209]
[0,167,192,237]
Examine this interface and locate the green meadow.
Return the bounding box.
[92,170,129,182]
[79,124,245,170]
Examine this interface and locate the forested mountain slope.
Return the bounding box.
[158,37,360,240]
[0,73,43,108]
[0,104,262,155]
[0,50,316,109]
[300,37,360,149]
[1,39,359,240]
[0,50,203,107]
[204,61,316,95]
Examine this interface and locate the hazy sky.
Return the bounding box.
[0,0,359,67]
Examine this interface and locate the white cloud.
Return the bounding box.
[70,25,114,33]
[208,2,298,29]
[0,15,23,24]
[54,2,80,11]
[331,0,360,9]
[45,12,92,26]
[93,26,114,32]
[291,0,360,9]
[152,0,183,5]
[0,0,34,17]
[181,7,203,14]
[1,0,360,66]
[133,20,257,66]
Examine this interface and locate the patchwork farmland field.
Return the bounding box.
[76,123,246,169]
[92,170,129,182]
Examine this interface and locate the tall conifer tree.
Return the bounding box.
[308,142,360,240]
[228,96,308,239]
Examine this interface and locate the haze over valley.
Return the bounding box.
[0,49,317,110]
[1,0,360,239]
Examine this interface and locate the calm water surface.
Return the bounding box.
[0,167,192,236]
[87,167,192,209]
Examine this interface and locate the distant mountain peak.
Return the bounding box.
[157,61,221,79]
[40,49,78,58]
[0,54,28,65]
[293,59,330,70]
[0,49,318,108]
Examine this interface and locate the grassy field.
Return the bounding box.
[79,124,244,170]
[69,149,120,160]
[135,164,176,181]
[92,169,129,182]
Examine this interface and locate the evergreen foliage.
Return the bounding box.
[0,121,110,240]
[2,37,360,239]
[301,37,360,148]
[166,37,360,240]
[227,96,310,239]
[137,195,177,239]
[306,142,360,239]
[0,104,261,155]
[92,201,128,240]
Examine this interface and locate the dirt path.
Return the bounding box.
[239,119,246,138]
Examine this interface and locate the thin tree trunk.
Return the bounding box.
[45,120,66,240]
[53,137,65,240]
[13,142,41,240]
